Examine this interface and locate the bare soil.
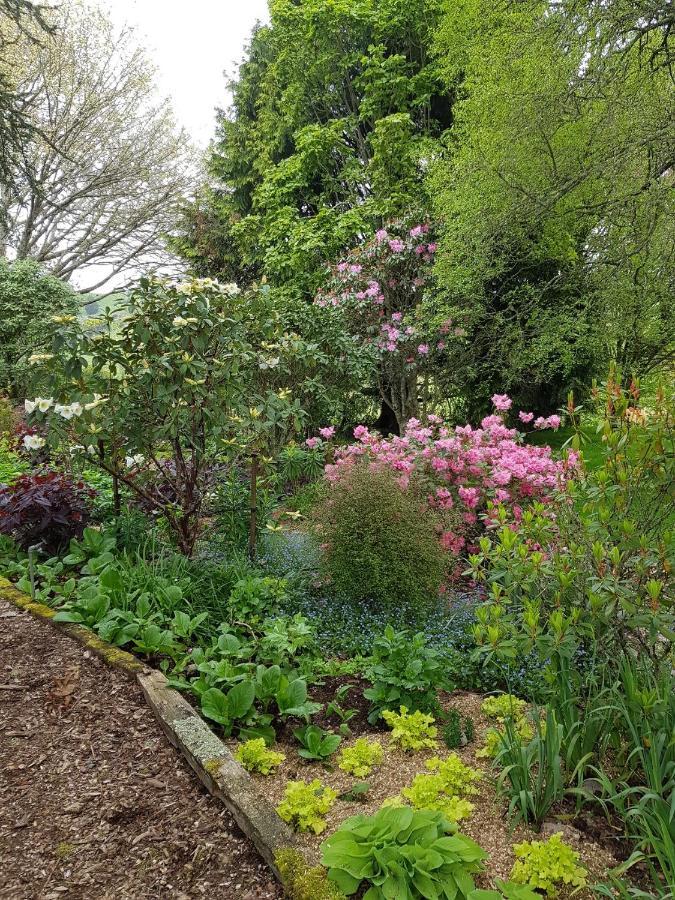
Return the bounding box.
[0,599,282,900]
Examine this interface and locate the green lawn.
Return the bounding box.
[525,424,605,469]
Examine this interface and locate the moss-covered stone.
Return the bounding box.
[274,848,345,900]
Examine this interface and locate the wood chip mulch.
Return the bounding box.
[0,599,283,900]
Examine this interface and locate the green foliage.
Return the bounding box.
[234,738,285,775]
[321,805,487,899]
[468,882,539,900]
[469,371,674,678]
[364,625,449,723]
[481,695,527,722]
[510,833,587,897]
[0,259,78,398]
[293,724,342,762]
[338,739,384,779]
[316,465,448,618]
[175,0,449,297]
[395,754,481,823]
[0,439,26,485]
[276,778,338,834]
[494,708,565,830]
[430,0,673,412]
[227,574,288,623]
[381,706,438,752]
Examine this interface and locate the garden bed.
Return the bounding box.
[228,690,617,895]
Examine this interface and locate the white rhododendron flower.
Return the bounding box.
[24,399,36,413]
[173,316,188,326]
[23,434,45,451]
[37,397,53,412]
[125,454,145,468]
[87,444,97,455]
[70,402,83,417]
[55,403,74,419]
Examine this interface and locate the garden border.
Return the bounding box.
[0,576,299,885]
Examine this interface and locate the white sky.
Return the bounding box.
[104,0,270,148]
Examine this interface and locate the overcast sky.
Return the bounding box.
[104,0,270,147]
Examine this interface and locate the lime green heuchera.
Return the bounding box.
[276,779,338,834]
[338,739,384,778]
[234,738,285,775]
[382,706,438,751]
[481,694,527,722]
[511,832,587,896]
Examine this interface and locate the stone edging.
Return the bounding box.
[0,576,308,890]
[0,576,146,675]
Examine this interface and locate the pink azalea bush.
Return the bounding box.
[314,396,573,570]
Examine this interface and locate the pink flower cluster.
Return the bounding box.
[321,396,573,560]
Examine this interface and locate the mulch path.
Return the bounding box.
[0,599,282,900]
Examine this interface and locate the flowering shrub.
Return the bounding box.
[0,472,95,552]
[315,220,441,431]
[25,277,321,555]
[318,396,568,574]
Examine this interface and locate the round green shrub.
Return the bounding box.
[314,464,448,618]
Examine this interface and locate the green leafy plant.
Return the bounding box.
[200,681,256,736]
[235,738,285,775]
[510,832,587,896]
[326,683,357,735]
[321,805,487,899]
[364,625,450,723]
[276,779,338,834]
[495,707,564,830]
[227,574,288,623]
[481,694,527,722]
[382,706,438,752]
[338,739,384,778]
[397,754,482,823]
[293,725,342,762]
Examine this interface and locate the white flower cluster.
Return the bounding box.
[25,395,107,419]
[23,434,46,451]
[125,454,145,468]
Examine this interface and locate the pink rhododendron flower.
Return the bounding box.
[417,344,429,355]
[491,394,512,411]
[409,225,423,237]
[375,229,388,241]
[388,239,405,252]
[519,411,534,423]
[319,427,335,440]
[305,437,320,449]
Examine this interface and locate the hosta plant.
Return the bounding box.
[276,779,338,834]
[338,739,384,778]
[321,805,487,899]
[381,706,438,752]
[511,833,587,896]
[235,738,285,775]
